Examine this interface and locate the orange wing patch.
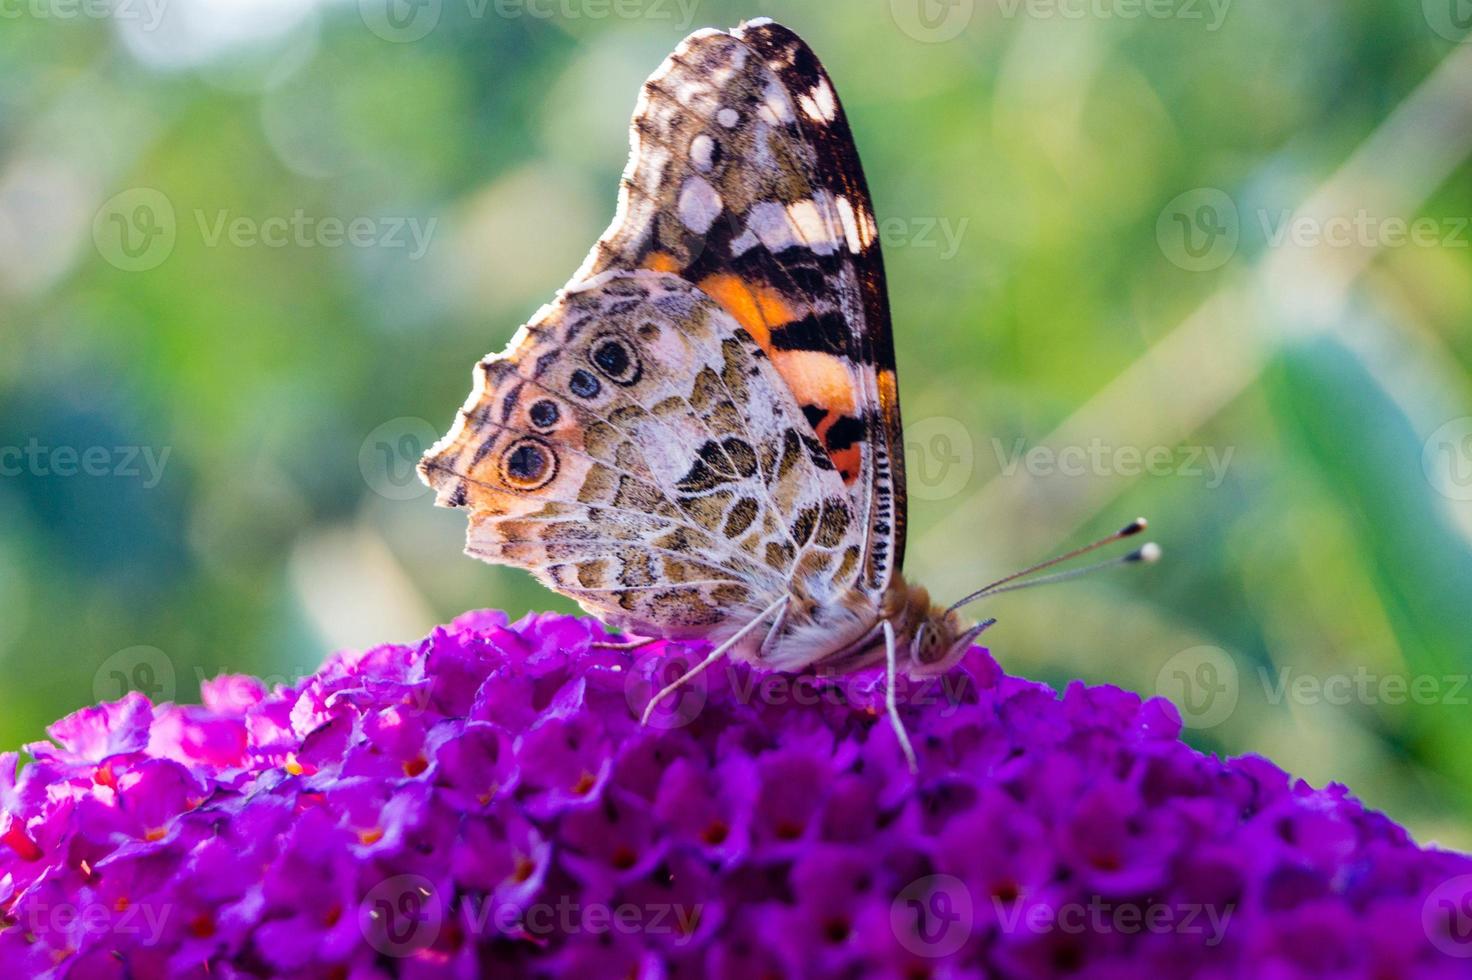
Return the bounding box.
[697,274,799,355]
[814,410,862,483]
[642,251,682,274]
[769,350,857,417]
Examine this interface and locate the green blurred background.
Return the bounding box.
[3,0,1471,847]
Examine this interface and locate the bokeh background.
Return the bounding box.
[3,0,1471,847]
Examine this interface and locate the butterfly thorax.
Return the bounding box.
[754,575,974,679]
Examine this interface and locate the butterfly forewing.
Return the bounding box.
[575,19,907,597]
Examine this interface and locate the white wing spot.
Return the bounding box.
[677,177,723,235]
[718,107,740,128]
[671,77,708,102]
[731,201,790,256]
[758,81,795,125]
[787,198,840,255]
[858,207,878,248]
[690,134,717,173]
[731,195,842,257]
[836,195,876,252]
[798,80,838,123]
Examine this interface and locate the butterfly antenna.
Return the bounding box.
[946,518,1158,615]
[965,542,1161,599]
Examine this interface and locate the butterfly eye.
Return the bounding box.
[528,399,560,430]
[589,335,642,386]
[501,437,558,490]
[914,626,946,665]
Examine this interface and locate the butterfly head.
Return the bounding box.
[909,610,994,677]
[906,606,989,676]
[887,581,993,677]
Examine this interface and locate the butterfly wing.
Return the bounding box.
[575,19,907,598]
[419,270,863,642]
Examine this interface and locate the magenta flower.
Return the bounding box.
[1,610,1469,977]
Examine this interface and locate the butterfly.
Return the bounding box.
[419,19,1155,770]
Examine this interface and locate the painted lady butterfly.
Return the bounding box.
[419,19,1153,769]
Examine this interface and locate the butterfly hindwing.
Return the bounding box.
[420,270,863,640]
[575,19,908,597]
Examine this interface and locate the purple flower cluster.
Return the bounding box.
[3,610,1470,977]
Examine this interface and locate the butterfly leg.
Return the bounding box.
[884,620,919,774]
[640,594,791,726]
[590,635,657,652]
[757,599,792,659]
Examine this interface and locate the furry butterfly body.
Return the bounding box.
[421,20,985,759]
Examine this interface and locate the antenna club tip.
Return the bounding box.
[1132,542,1162,563]
[1120,517,1148,537]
